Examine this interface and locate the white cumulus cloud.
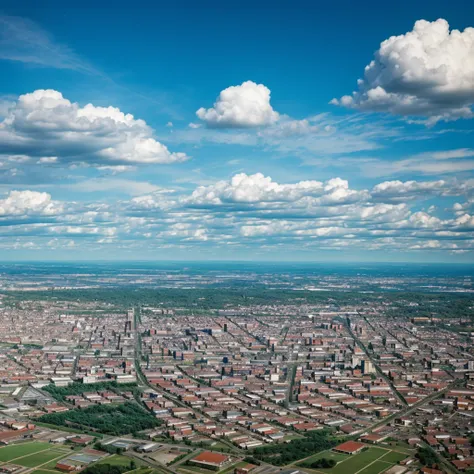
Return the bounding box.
[186,172,324,205]
[0,89,188,165]
[0,190,63,216]
[196,81,279,128]
[372,179,447,201]
[331,19,474,123]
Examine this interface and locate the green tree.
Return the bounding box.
[417,447,439,467]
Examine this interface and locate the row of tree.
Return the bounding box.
[81,462,135,474]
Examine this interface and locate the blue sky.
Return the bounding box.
[0,0,474,262]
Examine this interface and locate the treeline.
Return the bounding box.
[38,402,161,435]
[81,463,135,474]
[4,287,346,308]
[5,287,474,315]
[42,381,138,401]
[251,430,337,466]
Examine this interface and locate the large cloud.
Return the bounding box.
[185,173,368,208]
[331,19,474,123]
[186,173,323,205]
[0,190,63,216]
[196,81,279,128]
[0,89,188,165]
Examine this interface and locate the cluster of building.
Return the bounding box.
[0,294,473,473]
[0,300,136,419]
[136,304,474,471]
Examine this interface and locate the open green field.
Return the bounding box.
[14,449,68,468]
[296,447,407,474]
[383,441,416,455]
[0,442,53,462]
[378,451,408,464]
[31,470,59,474]
[325,448,386,474]
[97,455,137,468]
[298,451,349,466]
[356,461,392,474]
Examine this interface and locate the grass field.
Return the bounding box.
[295,446,409,474]
[320,448,387,474]
[383,441,416,455]
[298,451,349,466]
[14,449,68,468]
[356,461,392,474]
[378,451,408,464]
[0,442,53,462]
[98,455,137,468]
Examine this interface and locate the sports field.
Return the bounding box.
[357,460,393,474]
[0,442,70,472]
[296,446,410,474]
[298,451,349,466]
[0,442,53,462]
[14,449,68,468]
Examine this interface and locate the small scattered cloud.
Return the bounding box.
[66,178,161,196]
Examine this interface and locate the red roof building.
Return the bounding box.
[333,441,366,455]
[190,451,230,470]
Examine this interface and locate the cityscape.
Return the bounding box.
[0,263,472,474]
[1,1,474,474]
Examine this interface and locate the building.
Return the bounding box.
[235,464,257,474]
[50,377,73,387]
[360,434,388,444]
[189,451,230,471]
[333,441,366,455]
[137,443,160,453]
[55,462,80,472]
[0,465,22,474]
[361,359,375,375]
